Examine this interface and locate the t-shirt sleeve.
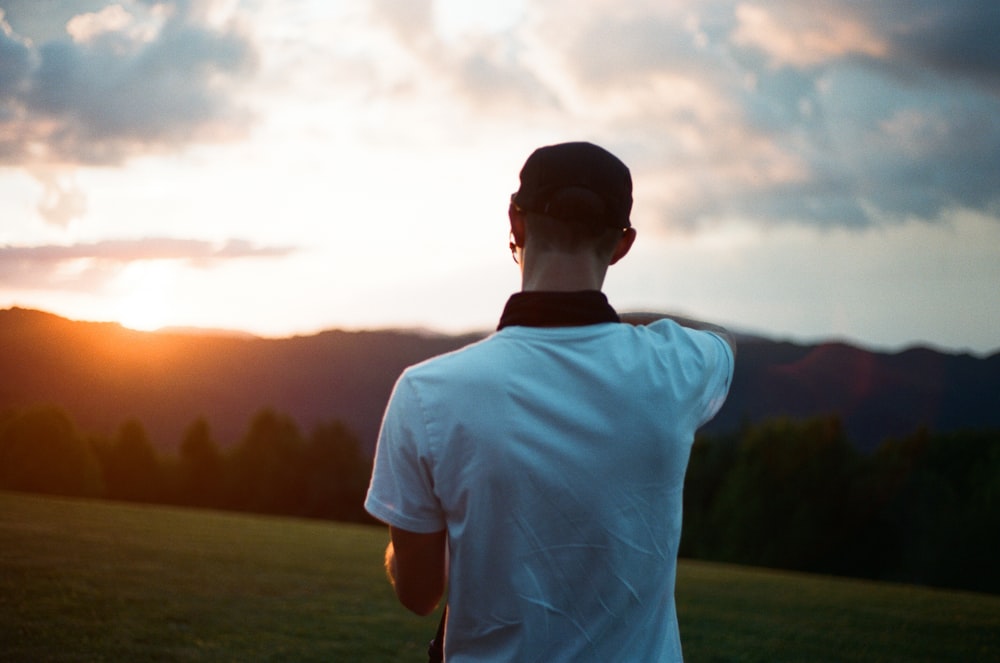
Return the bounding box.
[364,374,447,533]
[694,329,735,425]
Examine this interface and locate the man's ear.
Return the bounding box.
[609,227,637,265]
[508,203,526,247]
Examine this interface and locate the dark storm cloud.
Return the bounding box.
[0,1,258,166]
[865,1,1000,90]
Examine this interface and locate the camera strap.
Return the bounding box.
[427,604,447,662]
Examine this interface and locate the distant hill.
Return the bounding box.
[1,307,997,453]
[711,338,1000,451]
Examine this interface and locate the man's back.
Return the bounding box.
[365,141,734,661]
[367,318,733,661]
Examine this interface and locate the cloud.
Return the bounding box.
[538,1,1000,230]
[731,4,887,69]
[867,1,1000,91]
[4,0,998,235]
[721,2,1000,228]
[31,168,88,227]
[0,237,297,290]
[0,1,258,166]
[365,0,557,116]
[0,11,33,100]
[369,0,434,50]
[359,0,998,230]
[724,1,1000,78]
[451,42,561,112]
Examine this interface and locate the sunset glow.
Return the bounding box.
[114,261,176,332]
[1,1,998,354]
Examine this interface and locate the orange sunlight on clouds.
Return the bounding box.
[1,1,998,353]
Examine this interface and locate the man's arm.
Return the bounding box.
[620,311,737,358]
[384,526,447,616]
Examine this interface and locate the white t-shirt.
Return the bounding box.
[366,319,734,662]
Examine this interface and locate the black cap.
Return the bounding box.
[512,142,632,229]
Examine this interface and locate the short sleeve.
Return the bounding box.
[364,374,447,533]
[694,330,735,425]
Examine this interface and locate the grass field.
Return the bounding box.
[2,492,998,662]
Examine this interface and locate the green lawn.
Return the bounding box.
[2,491,998,662]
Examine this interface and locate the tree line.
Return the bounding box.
[0,406,372,523]
[1,406,997,594]
[682,417,1000,595]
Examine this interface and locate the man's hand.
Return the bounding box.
[385,526,447,616]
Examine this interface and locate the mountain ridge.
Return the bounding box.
[2,307,997,454]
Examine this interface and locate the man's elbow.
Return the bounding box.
[384,528,447,616]
[718,329,737,359]
[394,583,443,616]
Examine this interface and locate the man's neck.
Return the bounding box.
[520,251,608,292]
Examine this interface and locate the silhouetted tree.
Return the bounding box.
[682,419,1000,594]
[680,429,740,559]
[175,417,225,508]
[874,428,1000,593]
[0,406,103,497]
[99,418,164,503]
[703,416,862,572]
[226,408,306,514]
[301,420,372,521]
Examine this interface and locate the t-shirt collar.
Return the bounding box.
[497,291,620,330]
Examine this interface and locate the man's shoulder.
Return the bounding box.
[402,332,504,379]
[623,320,734,377]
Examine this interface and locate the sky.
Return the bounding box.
[1,0,998,355]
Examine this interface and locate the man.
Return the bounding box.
[365,141,735,661]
